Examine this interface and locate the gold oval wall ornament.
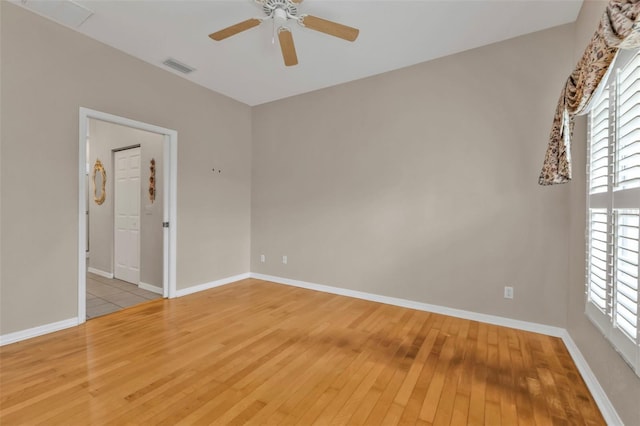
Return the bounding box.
[93,159,106,205]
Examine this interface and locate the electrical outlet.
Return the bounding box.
[282,255,287,265]
[504,286,514,299]
[260,254,265,263]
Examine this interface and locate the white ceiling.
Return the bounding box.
[16,0,583,106]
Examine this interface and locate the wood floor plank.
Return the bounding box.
[467,321,488,426]
[418,316,455,423]
[432,319,469,426]
[251,345,346,423]
[346,311,421,425]
[200,322,341,424]
[268,347,353,423]
[0,279,606,425]
[508,337,536,426]
[365,312,430,425]
[450,393,470,425]
[396,328,440,424]
[498,328,518,425]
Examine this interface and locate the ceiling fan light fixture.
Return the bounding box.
[274,7,288,26]
[209,0,358,66]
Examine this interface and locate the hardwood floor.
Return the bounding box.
[0,279,605,425]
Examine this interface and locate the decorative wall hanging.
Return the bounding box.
[149,158,156,203]
[93,159,106,205]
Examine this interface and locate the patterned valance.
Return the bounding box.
[539,0,640,185]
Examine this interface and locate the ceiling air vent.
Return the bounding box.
[162,58,196,74]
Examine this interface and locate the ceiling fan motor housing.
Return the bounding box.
[261,0,298,19]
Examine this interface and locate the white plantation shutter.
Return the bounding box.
[614,209,639,341]
[587,209,609,313]
[618,60,640,189]
[590,89,610,194]
[587,51,640,376]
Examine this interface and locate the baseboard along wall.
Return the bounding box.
[174,273,251,297]
[139,282,163,295]
[0,317,79,346]
[87,267,113,279]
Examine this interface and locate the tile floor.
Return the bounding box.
[86,272,161,319]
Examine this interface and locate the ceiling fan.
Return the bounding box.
[209,0,359,67]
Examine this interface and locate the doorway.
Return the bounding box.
[78,108,177,323]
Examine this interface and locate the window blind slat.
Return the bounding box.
[620,57,640,80]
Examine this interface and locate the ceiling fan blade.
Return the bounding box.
[278,28,298,67]
[301,15,359,42]
[209,18,261,41]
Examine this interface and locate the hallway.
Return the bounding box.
[86,272,161,319]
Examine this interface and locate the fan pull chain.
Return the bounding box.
[272,18,276,44]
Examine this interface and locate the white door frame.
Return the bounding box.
[78,108,178,323]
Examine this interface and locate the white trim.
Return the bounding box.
[79,107,178,325]
[87,267,114,279]
[175,273,251,297]
[250,273,564,336]
[78,112,88,326]
[139,282,163,295]
[0,318,79,346]
[560,331,624,426]
[168,132,177,298]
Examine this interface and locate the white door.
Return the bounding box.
[114,147,141,284]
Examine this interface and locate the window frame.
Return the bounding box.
[586,49,640,377]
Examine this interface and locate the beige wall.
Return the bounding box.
[88,119,164,289]
[252,24,574,327]
[0,2,251,334]
[567,1,640,424]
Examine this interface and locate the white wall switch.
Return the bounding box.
[282,255,287,264]
[260,254,265,263]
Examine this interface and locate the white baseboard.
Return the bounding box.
[250,272,621,424]
[175,273,251,297]
[0,317,79,346]
[88,267,113,279]
[139,282,163,295]
[560,331,623,426]
[250,273,564,336]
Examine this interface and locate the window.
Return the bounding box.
[587,51,640,376]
